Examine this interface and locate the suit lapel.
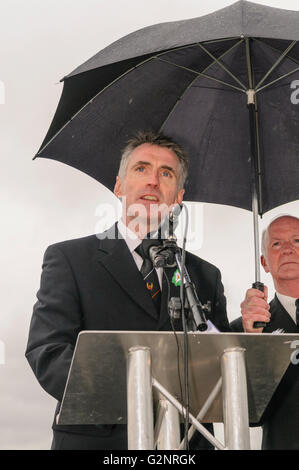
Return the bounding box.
[264,295,299,333]
[97,224,158,321]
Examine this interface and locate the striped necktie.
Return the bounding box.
[135,242,161,315]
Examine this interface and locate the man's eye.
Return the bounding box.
[136,166,145,172]
[272,241,281,248]
[161,170,171,177]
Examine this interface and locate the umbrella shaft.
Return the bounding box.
[252,194,261,282]
[247,97,262,283]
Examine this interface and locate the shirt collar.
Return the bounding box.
[117,218,141,253]
[276,292,297,323]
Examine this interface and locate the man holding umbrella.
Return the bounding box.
[231,215,299,450]
[26,130,230,450]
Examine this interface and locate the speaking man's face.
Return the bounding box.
[114,143,185,235]
[261,217,299,286]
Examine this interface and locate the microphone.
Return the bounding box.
[142,238,162,259]
[142,204,183,267]
[159,203,183,239]
[141,238,172,268]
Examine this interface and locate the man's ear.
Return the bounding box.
[114,176,122,198]
[261,254,270,273]
[176,188,185,205]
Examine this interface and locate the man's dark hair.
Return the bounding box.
[118,130,188,189]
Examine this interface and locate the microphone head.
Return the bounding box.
[147,204,183,240]
[141,238,162,259]
[160,204,182,238]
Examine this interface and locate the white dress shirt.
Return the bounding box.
[117,219,163,287]
[276,292,298,325]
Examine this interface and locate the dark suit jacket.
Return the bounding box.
[26,224,230,447]
[230,296,299,450]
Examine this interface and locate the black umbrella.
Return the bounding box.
[35,0,299,313]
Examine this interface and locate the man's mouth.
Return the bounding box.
[140,195,159,201]
[280,261,299,267]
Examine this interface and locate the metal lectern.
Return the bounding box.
[57,331,299,450]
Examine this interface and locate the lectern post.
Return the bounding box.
[221,348,250,450]
[156,399,180,450]
[127,346,154,450]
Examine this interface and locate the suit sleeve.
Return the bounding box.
[211,268,231,332]
[25,244,83,402]
[230,316,244,332]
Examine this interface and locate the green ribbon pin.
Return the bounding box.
[171,269,181,287]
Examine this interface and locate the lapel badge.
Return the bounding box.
[172,269,182,287]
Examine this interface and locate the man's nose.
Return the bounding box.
[146,169,159,186]
[281,240,294,253]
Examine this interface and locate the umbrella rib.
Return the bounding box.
[158,72,201,134]
[253,37,299,67]
[148,37,247,96]
[158,40,247,132]
[256,67,299,94]
[154,38,246,94]
[149,37,243,63]
[151,38,241,59]
[153,36,244,74]
[199,36,243,45]
[254,40,297,90]
[199,38,244,74]
[245,37,254,89]
[155,57,246,93]
[195,41,247,91]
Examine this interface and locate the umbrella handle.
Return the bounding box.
[252,281,267,329]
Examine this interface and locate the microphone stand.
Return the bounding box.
[150,207,209,450]
[174,251,209,332]
[148,210,209,332]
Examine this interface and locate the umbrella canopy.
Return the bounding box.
[35,0,299,215]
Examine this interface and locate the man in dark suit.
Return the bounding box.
[230,215,299,449]
[26,131,230,450]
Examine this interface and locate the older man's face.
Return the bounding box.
[261,217,299,287]
[114,143,184,235]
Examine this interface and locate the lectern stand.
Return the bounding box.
[57,331,299,450]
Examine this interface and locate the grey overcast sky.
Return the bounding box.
[0,0,298,449]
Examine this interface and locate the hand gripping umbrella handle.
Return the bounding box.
[252,281,267,329]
